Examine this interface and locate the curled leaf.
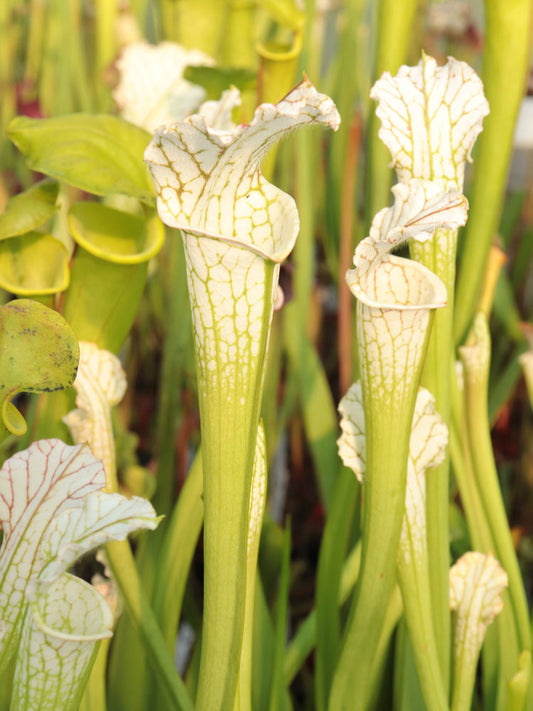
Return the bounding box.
[63,342,127,490]
[11,574,113,711]
[0,300,79,437]
[337,382,365,482]
[145,76,340,262]
[450,551,508,649]
[370,179,467,248]
[0,232,69,296]
[347,178,466,313]
[0,439,159,679]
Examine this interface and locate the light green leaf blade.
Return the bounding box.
[0,300,79,436]
[8,115,155,205]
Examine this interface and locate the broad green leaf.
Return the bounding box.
[0,439,159,680]
[0,232,69,295]
[68,202,164,264]
[0,300,79,436]
[184,65,257,100]
[0,179,59,240]
[8,114,155,205]
[113,41,214,132]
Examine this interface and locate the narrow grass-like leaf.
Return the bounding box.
[454,0,533,342]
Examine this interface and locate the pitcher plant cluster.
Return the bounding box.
[1,2,533,710]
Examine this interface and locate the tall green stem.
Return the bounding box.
[454,0,533,343]
[459,314,531,657]
[410,228,456,688]
[329,260,443,709]
[371,54,489,689]
[192,252,276,710]
[105,540,193,711]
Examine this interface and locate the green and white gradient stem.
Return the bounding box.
[145,79,339,710]
[459,314,532,658]
[338,383,449,711]
[396,388,449,711]
[329,178,466,709]
[233,423,267,711]
[371,54,489,683]
[449,552,508,711]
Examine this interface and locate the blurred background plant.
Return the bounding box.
[0,0,533,709]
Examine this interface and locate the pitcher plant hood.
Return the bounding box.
[370,53,489,189]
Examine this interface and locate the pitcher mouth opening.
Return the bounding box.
[347,254,447,311]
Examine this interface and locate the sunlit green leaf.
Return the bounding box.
[0,300,79,437]
[0,179,59,240]
[8,115,155,205]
